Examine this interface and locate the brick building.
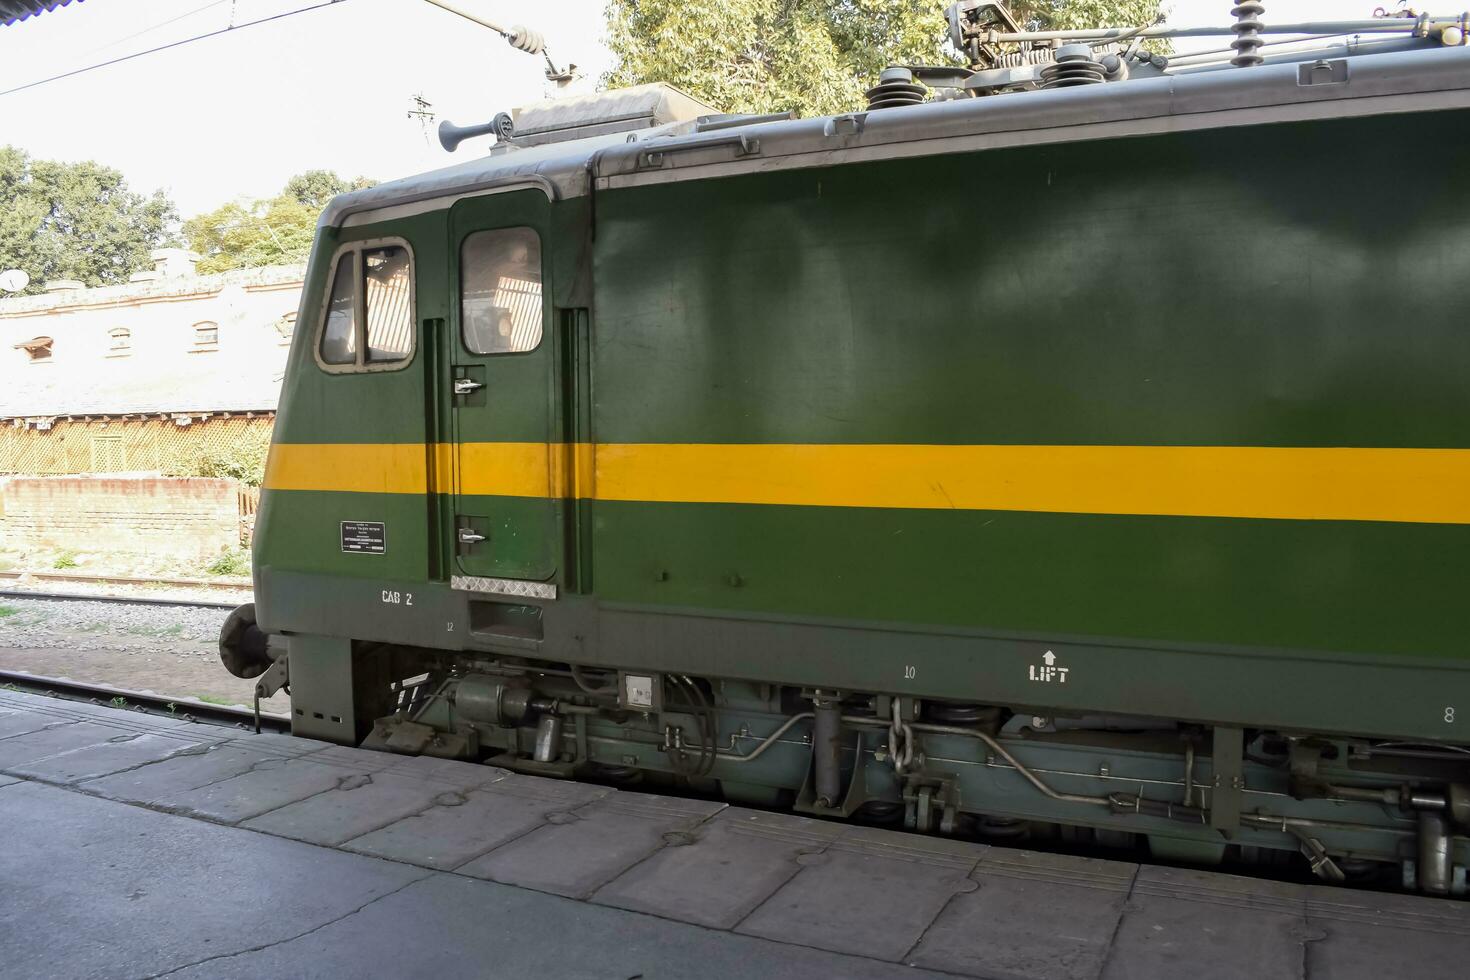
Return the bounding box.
[0,250,300,557]
[0,250,298,477]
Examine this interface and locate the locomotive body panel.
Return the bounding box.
[237,43,1470,890]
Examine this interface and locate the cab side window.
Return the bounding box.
[317,241,414,370]
[320,254,357,365]
[461,228,543,354]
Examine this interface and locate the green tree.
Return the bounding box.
[0,146,177,294]
[283,169,377,210]
[184,170,376,275]
[604,0,1167,117]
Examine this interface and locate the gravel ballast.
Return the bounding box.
[0,596,285,712]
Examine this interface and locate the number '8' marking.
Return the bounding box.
[1446,706,1456,724]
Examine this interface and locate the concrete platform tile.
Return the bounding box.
[1303,884,1470,980]
[153,756,361,823]
[242,767,494,846]
[375,752,510,786]
[80,742,287,804]
[0,707,62,740]
[0,689,62,709]
[1100,865,1309,980]
[217,730,335,757]
[345,774,609,870]
[1305,881,1470,930]
[0,773,21,788]
[303,744,410,773]
[8,730,212,785]
[0,780,427,980]
[737,825,982,961]
[459,790,725,899]
[908,848,1138,980]
[591,807,843,930]
[163,867,958,980]
[0,691,198,729]
[0,721,129,770]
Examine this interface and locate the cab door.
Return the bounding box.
[448,189,561,585]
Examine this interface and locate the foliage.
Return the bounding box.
[0,146,177,295]
[1019,0,1168,35]
[0,605,17,618]
[173,427,271,486]
[284,170,376,210]
[183,171,376,275]
[51,551,79,570]
[205,549,252,577]
[182,197,315,275]
[603,0,1168,117]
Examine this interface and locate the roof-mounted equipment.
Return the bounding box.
[939,1,1470,98]
[865,67,929,110]
[421,0,576,84]
[440,83,720,153]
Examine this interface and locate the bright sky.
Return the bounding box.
[0,0,1390,217]
[0,0,616,216]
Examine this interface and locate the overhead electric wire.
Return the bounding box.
[0,0,351,99]
[78,0,231,58]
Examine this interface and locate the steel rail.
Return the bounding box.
[0,588,239,612]
[0,669,289,733]
[0,570,252,592]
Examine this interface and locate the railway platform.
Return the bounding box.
[1,687,1466,979]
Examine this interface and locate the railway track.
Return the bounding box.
[0,588,239,612]
[0,668,288,733]
[0,569,251,593]
[0,591,275,731]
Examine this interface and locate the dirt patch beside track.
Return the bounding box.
[0,598,286,712]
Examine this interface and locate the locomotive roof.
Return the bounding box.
[323,44,1470,228]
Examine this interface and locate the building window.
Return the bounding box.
[14,336,53,361]
[316,239,415,372]
[193,321,219,350]
[108,327,131,356]
[461,227,543,354]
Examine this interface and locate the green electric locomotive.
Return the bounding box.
[221,4,1470,894]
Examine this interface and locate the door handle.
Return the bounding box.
[457,528,486,545]
[453,377,484,395]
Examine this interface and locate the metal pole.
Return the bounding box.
[420,0,514,38]
[419,0,558,76]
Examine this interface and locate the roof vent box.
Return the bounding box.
[510,83,721,146]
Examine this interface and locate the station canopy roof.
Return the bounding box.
[1,0,79,27]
